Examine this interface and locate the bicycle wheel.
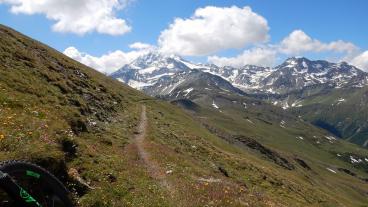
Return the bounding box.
[0,160,74,207]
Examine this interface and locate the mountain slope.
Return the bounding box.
[110,52,191,89]
[0,24,153,205]
[203,57,368,94]
[116,50,368,206]
[165,80,368,206]
[112,52,368,147]
[144,69,245,99]
[286,86,368,147]
[243,59,368,147]
[110,52,368,101]
[260,57,368,94]
[110,52,368,95]
[1,24,368,206]
[199,57,368,147]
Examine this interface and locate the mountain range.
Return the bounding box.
[111,52,368,94]
[111,52,368,147]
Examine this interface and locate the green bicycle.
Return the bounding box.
[0,160,74,207]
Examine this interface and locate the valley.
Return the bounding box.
[111,52,368,148]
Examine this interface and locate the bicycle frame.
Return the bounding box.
[0,170,42,207]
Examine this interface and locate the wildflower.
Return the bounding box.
[0,134,5,140]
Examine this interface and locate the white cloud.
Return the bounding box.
[158,6,269,56]
[129,42,155,50]
[279,30,358,55]
[208,48,276,67]
[350,51,368,71]
[63,46,147,74]
[206,29,360,68]
[0,0,132,35]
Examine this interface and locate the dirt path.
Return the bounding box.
[134,105,172,191]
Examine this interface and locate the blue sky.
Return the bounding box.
[1,0,367,73]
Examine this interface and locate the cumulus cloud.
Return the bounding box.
[206,29,360,68]
[158,6,269,56]
[129,42,155,50]
[279,30,358,55]
[63,46,147,74]
[350,51,368,71]
[0,0,132,35]
[208,48,276,67]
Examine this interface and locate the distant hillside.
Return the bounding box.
[111,52,368,148]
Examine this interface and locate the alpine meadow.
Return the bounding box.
[0,1,368,206]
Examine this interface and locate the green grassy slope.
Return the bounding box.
[0,24,367,206]
[257,85,368,147]
[170,88,368,206]
[0,24,148,205]
[288,86,368,147]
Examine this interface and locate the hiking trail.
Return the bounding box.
[134,105,172,192]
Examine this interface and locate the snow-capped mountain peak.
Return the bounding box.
[128,52,187,70]
[256,57,368,93]
[110,52,191,89]
[110,52,368,94]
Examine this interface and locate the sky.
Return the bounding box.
[0,0,367,74]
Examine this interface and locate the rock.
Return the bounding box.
[68,168,94,190]
[218,166,229,177]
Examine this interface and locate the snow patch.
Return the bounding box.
[138,66,158,74]
[183,88,193,97]
[167,80,184,94]
[302,61,308,68]
[280,120,286,128]
[212,101,219,109]
[350,156,362,164]
[335,98,346,105]
[326,168,337,173]
[324,136,336,142]
[116,78,126,83]
[127,80,152,90]
[146,73,174,81]
[167,63,174,69]
[291,100,303,107]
